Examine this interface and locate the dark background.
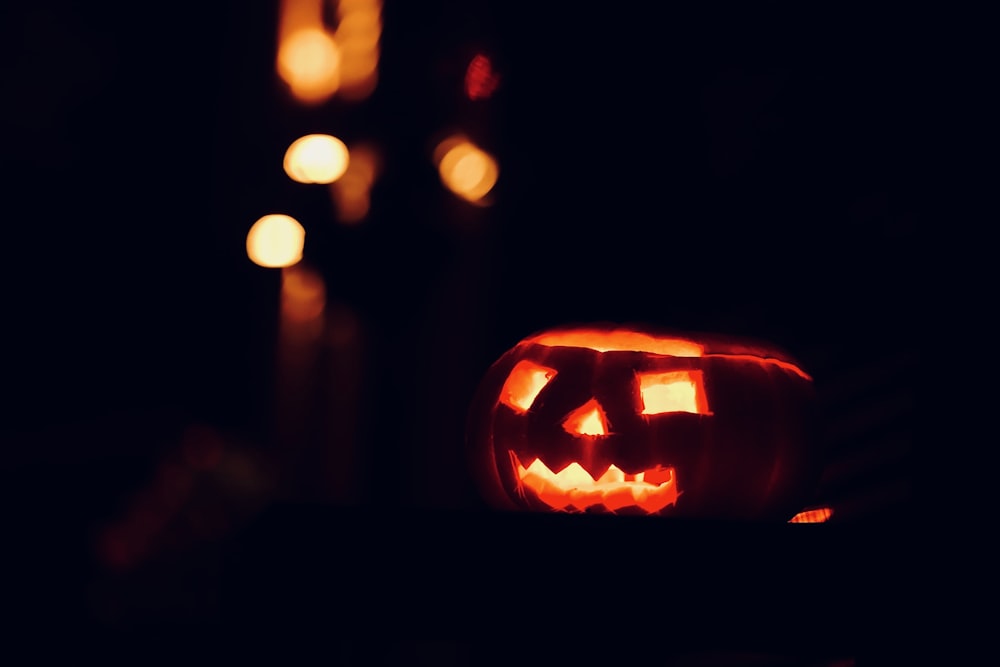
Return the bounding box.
[2,1,943,663]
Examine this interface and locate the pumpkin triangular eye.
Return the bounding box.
[637,370,711,415]
[500,360,556,412]
[562,398,609,436]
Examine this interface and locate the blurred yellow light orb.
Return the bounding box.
[437,139,498,203]
[246,214,306,268]
[276,28,341,103]
[284,134,350,184]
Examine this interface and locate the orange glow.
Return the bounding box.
[275,0,381,104]
[526,328,811,379]
[639,370,711,415]
[530,330,705,357]
[434,135,499,204]
[277,27,341,104]
[332,176,371,223]
[465,53,500,100]
[278,0,323,33]
[246,214,305,268]
[562,398,609,436]
[336,4,382,49]
[281,263,326,324]
[333,0,382,101]
[789,507,833,523]
[341,142,378,185]
[514,455,680,513]
[336,47,379,101]
[330,142,380,223]
[284,134,350,184]
[705,353,812,381]
[500,360,556,412]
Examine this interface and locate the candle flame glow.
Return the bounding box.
[330,142,380,224]
[246,214,305,268]
[434,135,498,204]
[284,134,350,184]
[277,28,341,104]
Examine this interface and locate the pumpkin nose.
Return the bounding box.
[562,398,609,436]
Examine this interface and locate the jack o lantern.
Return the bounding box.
[467,323,820,521]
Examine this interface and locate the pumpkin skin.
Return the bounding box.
[467,323,820,521]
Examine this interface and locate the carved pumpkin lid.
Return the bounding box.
[519,322,810,380]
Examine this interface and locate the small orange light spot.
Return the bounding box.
[433,135,499,204]
[277,27,342,103]
[333,0,382,100]
[335,5,382,50]
[246,214,305,268]
[465,53,500,100]
[639,370,710,415]
[562,399,609,436]
[500,360,556,412]
[284,134,350,184]
[789,507,833,523]
[281,263,326,323]
[330,142,380,224]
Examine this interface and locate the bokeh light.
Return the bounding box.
[281,262,326,324]
[246,214,305,268]
[334,0,382,101]
[789,507,833,523]
[276,27,342,104]
[330,142,380,224]
[465,53,500,100]
[284,134,350,184]
[434,135,499,204]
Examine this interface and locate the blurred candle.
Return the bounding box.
[332,0,382,101]
[273,262,326,490]
[329,141,380,224]
[246,214,305,268]
[317,302,363,504]
[274,266,364,505]
[283,133,350,184]
[276,0,341,104]
[433,134,499,205]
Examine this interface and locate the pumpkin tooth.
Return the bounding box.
[520,458,558,483]
[595,465,625,485]
[513,452,680,513]
[553,462,595,486]
[519,471,572,509]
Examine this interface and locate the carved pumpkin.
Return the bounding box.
[467,323,820,521]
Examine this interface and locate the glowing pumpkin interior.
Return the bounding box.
[488,328,812,515]
[788,507,833,523]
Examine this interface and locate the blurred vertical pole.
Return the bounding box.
[317,301,364,505]
[268,0,384,505]
[272,262,326,498]
[277,0,323,37]
[272,266,365,505]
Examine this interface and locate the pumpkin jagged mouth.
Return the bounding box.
[510,452,680,513]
